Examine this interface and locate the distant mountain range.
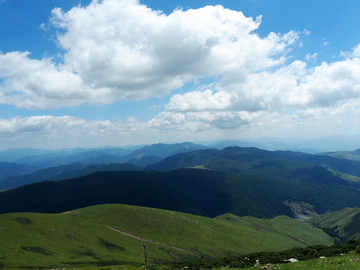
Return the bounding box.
[207,135,360,153]
[0,142,207,169]
[2,144,360,219]
[2,166,360,218]
[0,142,208,189]
[0,162,38,184]
[147,146,360,180]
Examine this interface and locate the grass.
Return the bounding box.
[328,169,360,183]
[309,207,360,242]
[33,253,360,270]
[239,253,360,270]
[0,204,332,269]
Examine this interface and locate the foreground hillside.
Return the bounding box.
[0,204,332,269]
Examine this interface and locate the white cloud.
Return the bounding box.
[1,0,360,143]
[167,89,233,111]
[340,44,360,59]
[0,0,298,109]
[0,51,98,109]
[0,115,96,134]
[305,52,318,61]
[166,54,360,113]
[302,29,311,36]
[146,110,264,131]
[2,101,360,150]
[0,115,136,149]
[298,58,360,107]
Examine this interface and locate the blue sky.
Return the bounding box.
[1,0,360,149]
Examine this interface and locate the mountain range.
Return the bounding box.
[2,144,360,218]
[0,142,206,169]
[2,142,360,268]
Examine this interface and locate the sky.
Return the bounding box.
[1,0,360,149]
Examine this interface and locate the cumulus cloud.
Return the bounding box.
[167,60,307,113]
[166,55,360,115]
[146,110,264,131]
[157,41,360,131]
[340,44,360,59]
[0,52,96,109]
[0,115,93,134]
[0,0,298,109]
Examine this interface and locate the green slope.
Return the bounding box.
[321,149,360,162]
[216,214,330,246]
[309,207,360,243]
[0,204,332,269]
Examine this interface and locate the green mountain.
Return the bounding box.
[147,147,360,186]
[309,207,360,243]
[1,168,360,218]
[0,204,332,269]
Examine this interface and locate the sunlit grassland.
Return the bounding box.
[0,204,332,269]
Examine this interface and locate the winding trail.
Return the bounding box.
[106,225,199,257]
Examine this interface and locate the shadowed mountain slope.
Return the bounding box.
[1,169,360,218]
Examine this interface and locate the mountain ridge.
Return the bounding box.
[1,168,360,218]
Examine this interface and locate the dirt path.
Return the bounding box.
[106,225,199,257]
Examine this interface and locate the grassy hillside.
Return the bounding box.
[242,254,360,270]
[0,204,332,269]
[310,207,360,243]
